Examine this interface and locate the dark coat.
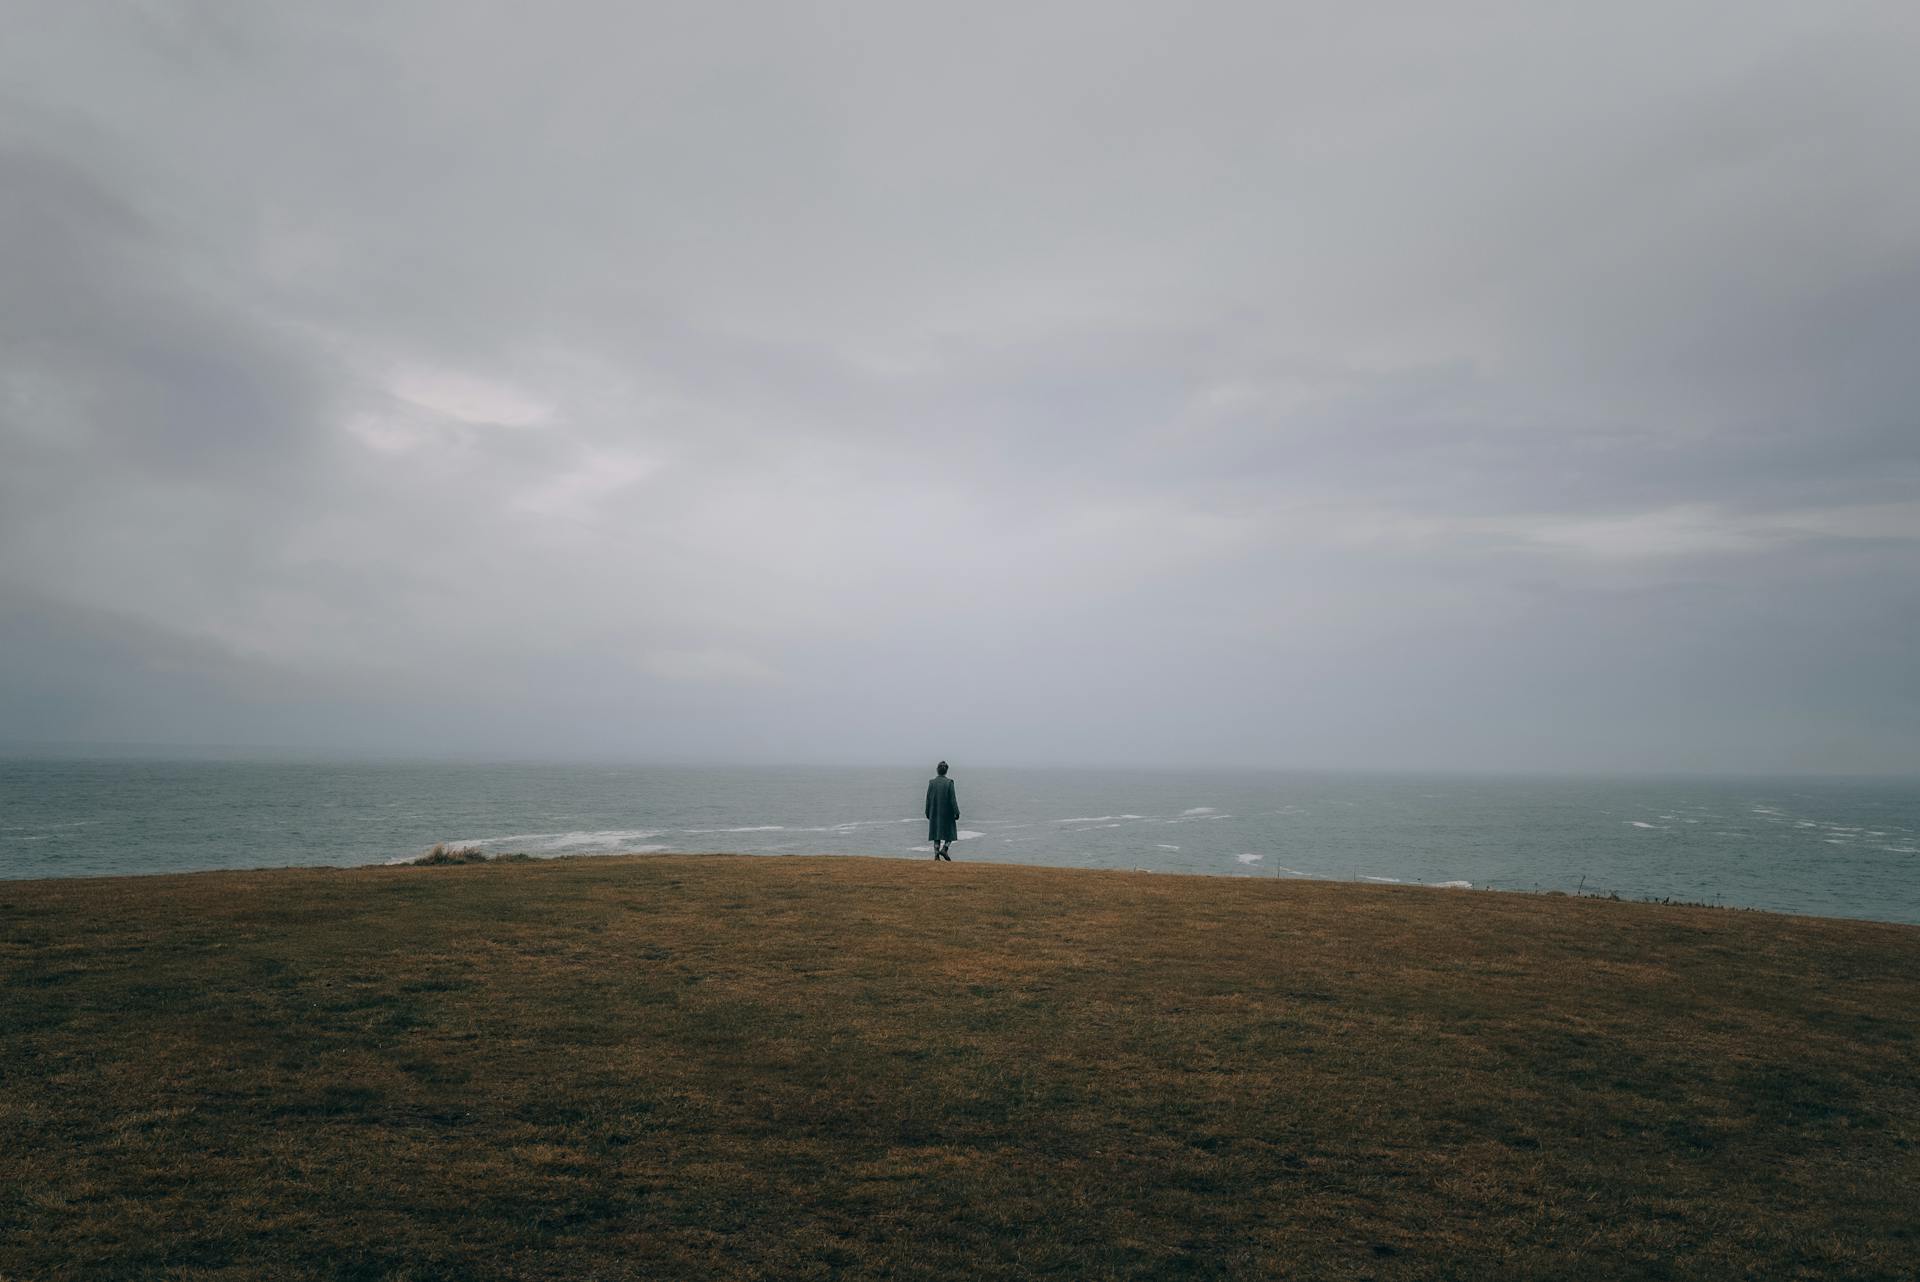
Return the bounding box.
[925,776,959,842]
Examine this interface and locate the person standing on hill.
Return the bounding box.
[925,761,959,861]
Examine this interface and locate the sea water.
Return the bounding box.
[2,760,1916,924]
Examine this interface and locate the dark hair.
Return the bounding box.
[936,761,949,775]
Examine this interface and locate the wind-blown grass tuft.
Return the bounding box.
[411,842,530,865]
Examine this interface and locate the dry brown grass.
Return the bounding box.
[3,854,1918,1280]
[411,844,527,867]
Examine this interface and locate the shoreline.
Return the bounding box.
[10,847,1916,932]
[10,761,1915,924]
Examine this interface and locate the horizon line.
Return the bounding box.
[1,741,1914,783]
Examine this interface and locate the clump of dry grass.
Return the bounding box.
[3,854,1917,1280]
[411,842,529,865]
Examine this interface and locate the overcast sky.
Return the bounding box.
[2,2,1916,773]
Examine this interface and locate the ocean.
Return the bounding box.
[2,760,1916,924]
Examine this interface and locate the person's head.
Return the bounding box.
[936,761,949,776]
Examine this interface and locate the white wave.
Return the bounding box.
[1824,838,1850,845]
[541,831,663,850]
[448,828,662,852]
[1236,852,1262,864]
[1156,843,1181,851]
[1628,821,1662,830]
[1361,875,1402,883]
[1057,815,1119,823]
[1880,845,1920,854]
[743,818,923,834]
[1120,814,1144,819]
[1182,806,1217,815]
[530,831,665,851]
[1429,880,1473,889]
[957,830,984,841]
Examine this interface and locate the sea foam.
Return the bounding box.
[448,829,663,852]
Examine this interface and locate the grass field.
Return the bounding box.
[4,853,1918,1280]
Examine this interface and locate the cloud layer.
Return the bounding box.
[3,2,1917,771]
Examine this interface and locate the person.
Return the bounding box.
[925,761,959,860]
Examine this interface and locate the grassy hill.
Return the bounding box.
[4,854,1918,1280]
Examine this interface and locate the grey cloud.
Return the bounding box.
[1,1,1916,772]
